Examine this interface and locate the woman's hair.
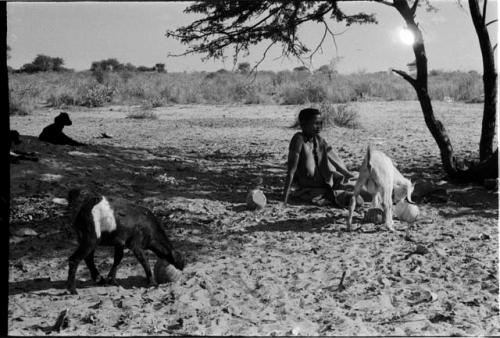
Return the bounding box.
[298,108,321,125]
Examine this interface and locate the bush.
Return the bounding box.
[77,84,114,107]
[280,85,309,105]
[319,102,361,129]
[47,92,77,107]
[148,95,166,108]
[126,109,158,119]
[9,97,33,116]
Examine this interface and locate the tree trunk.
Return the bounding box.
[0,4,10,333]
[392,0,462,178]
[469,0,497,161]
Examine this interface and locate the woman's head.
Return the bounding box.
[298,108,322,136]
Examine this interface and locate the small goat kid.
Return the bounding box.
[347,146,414,232]
[66,189,185,294]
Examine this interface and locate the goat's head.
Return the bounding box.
[171,250,186,271]
[393,179,415,204]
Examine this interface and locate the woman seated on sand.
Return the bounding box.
[39,112,85,146]
[283,108,368,207]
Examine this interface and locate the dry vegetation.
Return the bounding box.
[8,100,498,336]
[9,69,484,115]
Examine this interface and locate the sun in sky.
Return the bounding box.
[398,27,416,45]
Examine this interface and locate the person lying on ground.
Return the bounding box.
[10,130,38,163]
[39,112,85,146]
[283,107,369,207]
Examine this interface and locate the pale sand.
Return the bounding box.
[9,102,498,335]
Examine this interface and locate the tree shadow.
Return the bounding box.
[12,135,284,206]
[241,212,375,234]
[8,275,162,296]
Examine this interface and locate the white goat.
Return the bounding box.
[347,145,414,232]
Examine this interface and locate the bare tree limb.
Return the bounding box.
[410,0,420,17]
[308,21,329,62]
[392,68,417,88]
[249,41,276,78]
[324,22,341,52]
[486,19,497,27]
[373,0,395,7]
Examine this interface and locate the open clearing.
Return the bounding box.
[9,101,499,336]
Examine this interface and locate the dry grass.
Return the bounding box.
[125,108,158,120]
[8,69,483,108]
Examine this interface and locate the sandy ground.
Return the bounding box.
[8,102,499,336]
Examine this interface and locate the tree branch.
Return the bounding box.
[308,21,329,61]
[482,0,487,26]
[392,68,417,88]
[372,0,395,7]
[486,19,497,27]
[249,41,276,77]
[410,0,419,17]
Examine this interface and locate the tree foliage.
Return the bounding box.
[166,1,377,67]
[19,54,65,73]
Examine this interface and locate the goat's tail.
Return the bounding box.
[366,144,373,172]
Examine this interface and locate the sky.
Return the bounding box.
[6,1,498,74]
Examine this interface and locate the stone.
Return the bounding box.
[393,201,419,222]
[246,189,267,210]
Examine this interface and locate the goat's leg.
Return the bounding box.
[346,177,367,231]
[84,249,105,285]
[67,241,97,294]
[105,245,124,286]
[381,188,395,232]
[346,195,357,231]
[371,193,381,209]
[131,246,156,287]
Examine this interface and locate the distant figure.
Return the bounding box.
[10,130,38,163]
[39,112,85,146]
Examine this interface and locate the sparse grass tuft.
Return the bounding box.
[47,92,77,108]
[319,102,361,129]
[9,94,34,116]
[77,83,114,107]
[126,109,158,120]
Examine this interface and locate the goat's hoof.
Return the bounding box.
[147,280,158,288]
[67,287,78,295]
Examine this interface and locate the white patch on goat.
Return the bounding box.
[91,197,116,238]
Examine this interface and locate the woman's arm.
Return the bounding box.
[283,135,303,205]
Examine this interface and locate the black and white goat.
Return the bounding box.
[66,189,185,294]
